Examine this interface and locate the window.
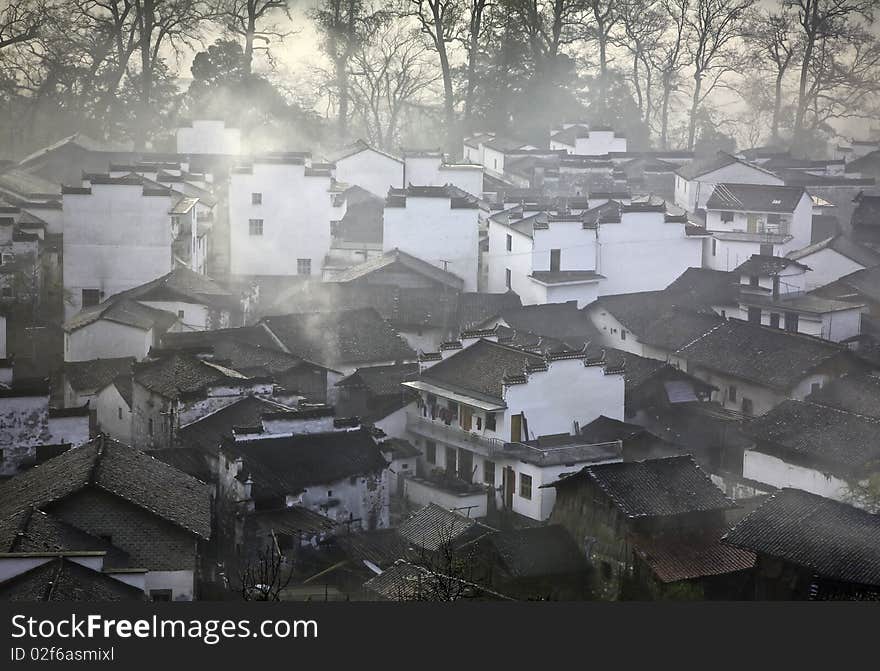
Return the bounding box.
[252,192,262,205]
[297,258,312,276]
[711,238,717,256]
[506,234,512,252]
[484,460,496,486]
[747,307,762,324]
[248,218,263,236]
[720,211,734,222]
[177,309,185,319]
[742,398,754,416]
[82,288,101,307]
[327,490,333,497]
[150,590,173,602]
[811,382,821,395]
[445,446,457,473]
[476,416,482,430]
[1,287,11,298]
[117,407,122,420]
[485,413,496,431]
[749,275,759,287]
[767,213,781,225]
[425,440,436,464]
[621,330,627,341]
[505,268,511,289]
[770,312,780,328]
[493,159,498,169]
[1,253,13,265]
[728,385,737,403]
[519,473,532,500]
[784,311,799,333]
[148,418,154,436]
[550,249,561,272]
[760,243,773,256]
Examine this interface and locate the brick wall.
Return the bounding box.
[47,487,199,572]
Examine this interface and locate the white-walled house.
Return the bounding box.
[486,198,704,307]
[786,235,880,291]
[402,150,484,197]
[400,332,625,521]
[176,119,241,155]
[703,184,813,270]
[227,155,344,277]
[383,186,482,291]
[729,255,864,342]
[674,153,783,214]
[331,140,404,198]
[549,124,628,155]
[61,176,182,319]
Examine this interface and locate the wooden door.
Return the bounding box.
[510,413,522,442]
[503,467,515,509]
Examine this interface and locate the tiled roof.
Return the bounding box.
[457,291,522,329]
[558,455,735,518]
[675,152,771,180]
[0,435,212,539]
[787,235,880,268]
[0,508,129,567]
[630,530,755,583]
[816,265,880,304]
[579,414,651,443]
[133,352,247,400]
[493,301,602,348]
[65,299,178,333]
[723,488,880,587]
[745,400,880,477]
[529,270,604,284]
[397,503,485,552]
[664,267,739,306]
[63,357,134,393]
[419,339,545,403]
[145,447,214,483]
[330,248,464,290]
[224,427,388,501]
[178,396,292,455]
[706,184,805,213]
[0,557,146,601]
[336,362,419,396]
[675,319,847,390]
[487,525,588,577]
[261,308,416,368]
[732,254,809,276]
[161,325,282,351]
[335,528,410,568]
[805,372,880,418]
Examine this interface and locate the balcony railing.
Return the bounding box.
[406,412,505,457]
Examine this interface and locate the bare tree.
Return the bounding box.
[785,0,875,140]
[214,0,293,75]
[314,0,388,140]
[0,0,46,51]
[348,22,441,150]
[616,0,666,135]
[684,0,754,151]
[656,0,691,149]
[585,0,618,121]
[407,0,463,146]
[235,542,295,601]
[460,0,490,130]
[511,0,588,68]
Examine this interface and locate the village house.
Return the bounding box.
[729,255,863,342]
[383,185,483,292]
[810,265,880,323]
[0,382,89,476]
[702,184,814,270]
[227,153,345,278]
[335,362,419,437]
[63,267,237,362]
[0,435,212,600]
[670,318,863,417]
[741,399,880,504]
[786,235,880,290]
[804,371,880,418]
[723,488,880,600]
[674,152,783,215]
[129,351,274,450]
[218,424,391,546]
[549,124,628,155]
[61,174,214,319]
[16,133,136,186]
[329,140,404,199]
[399,332,625,520]
[548,455,752,600]
[402,149,484,197]
[461,134,536,178]
[176,119,241,156]
[487,198,703,307]
[259,307,417,380]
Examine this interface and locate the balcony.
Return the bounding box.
[406,412,505,458]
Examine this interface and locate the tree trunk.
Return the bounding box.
[687,73,702,151]
[772,69,784,143]
[660,76,672,150]
[244,13,257,75]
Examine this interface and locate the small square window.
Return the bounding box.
[485,413,496,431]
[248,219,263,236]
[297,258,312,276]
[82,288,101,307]
[720,211,734,222]
[177,309,185,319]
[252,192,262,205]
